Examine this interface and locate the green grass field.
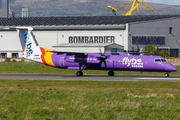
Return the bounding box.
[0,61,180,119]
[0,61,180,76]
[0,80,180,120]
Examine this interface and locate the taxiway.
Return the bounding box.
[0,73,180,82]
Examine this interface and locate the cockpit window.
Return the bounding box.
[155,59,167,62]
[155,59,161,62]
[161,59,167,62]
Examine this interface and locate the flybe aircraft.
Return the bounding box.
[14,27,177,77]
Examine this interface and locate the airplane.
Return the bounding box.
[12,27,177,77]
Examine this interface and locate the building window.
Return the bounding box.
[12,53,18,58]
[170,49,179,57]
[169,27,173,34]
[111,48,117,53]
[0,53,7,58]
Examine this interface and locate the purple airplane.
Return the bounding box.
[16,27,177,77]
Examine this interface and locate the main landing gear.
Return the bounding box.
[165,72,170,77]
[76,64,83,77]
[76,71,83,77]
[108,70,114,76]
[76,70,115,76]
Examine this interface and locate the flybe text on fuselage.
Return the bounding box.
[122,57,143,68]
[24,33,33,57]
[69,36,115,43]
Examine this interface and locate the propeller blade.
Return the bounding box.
[99,47,102,54]
[103,60,107,68]
[99,54,109,68]
[100,55,107,59]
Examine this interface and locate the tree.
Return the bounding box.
[159,50,170,58]
[143,44,159,56]
[143,44,170,57]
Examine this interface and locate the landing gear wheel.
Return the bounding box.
[165,72,169,77]
[108,70,114,76]
[76,71,83,77]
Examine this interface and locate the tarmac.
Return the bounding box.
[0,73,180,82]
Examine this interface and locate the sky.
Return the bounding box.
[143,0,180,5]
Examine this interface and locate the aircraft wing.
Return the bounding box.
[45,50,87,55]
[45,50,103,58]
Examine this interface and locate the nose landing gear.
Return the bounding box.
[165,72,170,77]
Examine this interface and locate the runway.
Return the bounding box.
[0,73,180,81]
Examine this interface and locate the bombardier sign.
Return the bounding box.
[69,36,115,44]
[132,36,165,45]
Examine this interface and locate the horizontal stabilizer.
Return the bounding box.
[4,27,33,31]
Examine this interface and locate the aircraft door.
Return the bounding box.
[59,57,65,67]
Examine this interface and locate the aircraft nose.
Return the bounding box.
[172,66,177,71]
[166,64,177,72]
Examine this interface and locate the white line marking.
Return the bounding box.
[135,78,180,80]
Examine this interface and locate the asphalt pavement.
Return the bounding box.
[0,73,180,81]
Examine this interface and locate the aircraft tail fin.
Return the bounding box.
[16,27,42,62]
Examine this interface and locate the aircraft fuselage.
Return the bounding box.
[38,51,177,73]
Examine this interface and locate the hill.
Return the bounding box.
[0,0,180,17]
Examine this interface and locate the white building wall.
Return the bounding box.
[57,30,125,45]
[53,47,104,53]
[124,24,129,51]
[24,30,128,52]
[0,28,128,58]
[0,31,22,51]
[33,31,58,49]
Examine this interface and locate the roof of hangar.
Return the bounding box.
[0,15,180,27]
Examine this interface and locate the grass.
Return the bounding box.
[0,62,180,119]
[0,80,180,119]
[0,61,180,76]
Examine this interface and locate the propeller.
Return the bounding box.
[99,55,107,68]
[99,47,108,68]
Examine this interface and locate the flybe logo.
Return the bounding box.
[24,33,33,57]
[122,57,143,68]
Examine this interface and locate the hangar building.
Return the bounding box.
[0,15,180,59]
